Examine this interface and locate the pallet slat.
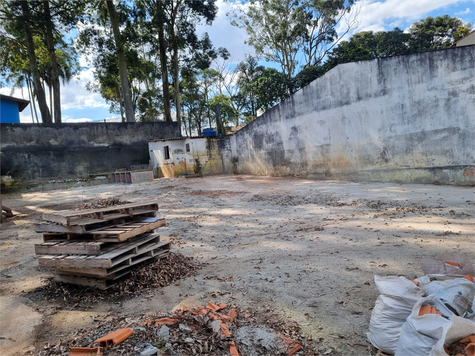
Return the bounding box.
[38,238,168,269]
[53,250,170,289]
[43,203,159,226]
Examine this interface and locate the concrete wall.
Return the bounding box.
[1,122,179,183]
[226,46,475,185]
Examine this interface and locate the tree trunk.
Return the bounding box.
[43,0,61,123]
[49,79,53,117]
[172,42,181,133]
[158,21,172,121]
[26,75,39,123]
[106,0,135,123]
[21,2,52,123]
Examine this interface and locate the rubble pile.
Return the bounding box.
[32,303,321,356]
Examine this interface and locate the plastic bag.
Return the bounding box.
[367,275,424,354]
[429,316,475,356]
[421,278,475,317]
[395,296,454,356]
[421,253,475,277]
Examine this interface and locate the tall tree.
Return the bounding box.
[408,15,471,52]
[230,0,357,93]
[1,1,53,123]
[106,0,135,122]
[42,0,61,123]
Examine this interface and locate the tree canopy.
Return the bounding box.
[1,1,471,128]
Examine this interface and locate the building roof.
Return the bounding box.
[149,136,208,142]
[0,94,30,112]
[449,30,475,48]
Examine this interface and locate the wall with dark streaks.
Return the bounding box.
[1,122,179,183]
[225,46,475,185]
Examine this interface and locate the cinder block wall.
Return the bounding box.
[1,122,179,183]
[225,46,475,185]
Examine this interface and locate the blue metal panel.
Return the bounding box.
[0,98,21,123]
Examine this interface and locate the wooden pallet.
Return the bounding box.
[35,210,157,234]
[53,250,169,290]
[38,236,169,269]
[42,202,159,226]
[35,233,160,255]
[53,249,169,279]
[38,217,166,242]
[90,217,166,242]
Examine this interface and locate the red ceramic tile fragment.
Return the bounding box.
[154,317,179,327]
[69,347,103,356]
[93,328,133,347]
[230,341,239,356]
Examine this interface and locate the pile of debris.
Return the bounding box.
[34,202,168,289]
[34,302,321,356]
[27,252,201,307]
[367,253,475,356]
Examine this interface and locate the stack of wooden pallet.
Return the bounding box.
[34,202,169,289]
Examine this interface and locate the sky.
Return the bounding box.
[1,0,473,123]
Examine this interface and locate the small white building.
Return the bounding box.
[149,137,224,177]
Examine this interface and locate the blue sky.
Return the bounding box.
[1,0,473,123]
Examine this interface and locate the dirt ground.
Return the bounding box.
[1,175,474,355]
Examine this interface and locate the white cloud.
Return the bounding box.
[61,67,108,110]
[64,117,93,123]
[104,116,122,123]
[197,0,255,63]
[455,7,472,15]
[2,66,107,122]
[347,0,466,33]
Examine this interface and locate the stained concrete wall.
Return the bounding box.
[1,122,179,183]
[226,46,475,185]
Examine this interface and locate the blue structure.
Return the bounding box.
[0,94,30,123]
[202,128,217,137]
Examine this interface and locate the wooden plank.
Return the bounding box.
[91,218,166,242]
[52,249,169,280]
[42,203,159,226]
[36,212,156,235]
[35,241,106,255]
[38,238,168,269]
[35,223,86,234]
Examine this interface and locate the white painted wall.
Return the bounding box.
[227,46,475,185]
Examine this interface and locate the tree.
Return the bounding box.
[208,93,238,131]
[229,0,357,93]
[408,15,471,52]
[1,1,52,123]
[105,0,135,122]
[1,0,83,123]
[234,55,265,120]
[253,68,289,113]
[293,15,472,90]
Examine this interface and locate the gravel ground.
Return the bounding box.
[1,175,474,355]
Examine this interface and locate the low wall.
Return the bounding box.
[1,122,179,183]
[225,46,475,185]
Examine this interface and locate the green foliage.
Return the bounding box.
[208,93,238,129]
[407,15,471,51]
[229,0,356,89]
[294,15,472,90]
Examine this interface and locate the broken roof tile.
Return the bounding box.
[93,328,133,347]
